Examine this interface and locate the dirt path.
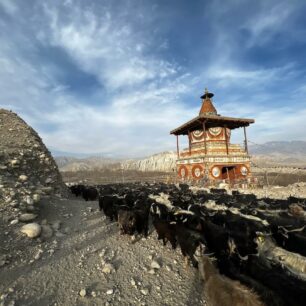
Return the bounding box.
[0,197,206,306]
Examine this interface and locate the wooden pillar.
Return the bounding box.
[176,135,180,159]
[224,126,229,155]
[188,130,191,155]
[243,126,249,154]
[202,121,207,155]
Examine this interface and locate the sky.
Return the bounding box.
[0,0,306,158]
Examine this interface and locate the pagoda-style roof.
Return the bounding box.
[199,88,217,115]
[170,113,255,135]
[170,89,254,136]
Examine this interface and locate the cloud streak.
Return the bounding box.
[0,0,305,157]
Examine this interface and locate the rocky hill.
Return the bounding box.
[0,109,67,225]
[122,151,177,172]
[55,152,177,173]
[55,141,306,173]
[55,156,121,172]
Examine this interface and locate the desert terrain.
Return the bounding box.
[1,109,306,306]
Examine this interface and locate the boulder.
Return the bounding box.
[20,223,41,238]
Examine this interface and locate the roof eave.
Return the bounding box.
[170,115,255,135]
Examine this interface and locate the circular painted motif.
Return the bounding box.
[192,165,204,179]
[178,165,188,178]
[192,130,204,140]
[211,166,221,178]
[240,166,248,176]
[209,127,222,136]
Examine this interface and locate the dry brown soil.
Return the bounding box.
[0,196,206,306]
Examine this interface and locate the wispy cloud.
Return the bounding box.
[41,2,179,91]
[243,2,297,47]
[0,0,305,157]
[0,0,18,15]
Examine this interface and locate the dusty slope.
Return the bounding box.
[0,197,206,306]
[0,108,67,218]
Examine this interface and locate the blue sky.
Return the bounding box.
[0,0,306,157]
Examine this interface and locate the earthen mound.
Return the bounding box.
[0,109,67,216]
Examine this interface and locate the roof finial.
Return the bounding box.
[201,88,214,100]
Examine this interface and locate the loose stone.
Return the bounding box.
[151,260,161,269]
[140,288,149,296]
[20,223,41,238]
[19,213,37,222]
[18,175,28,182]
[106,289,114,295]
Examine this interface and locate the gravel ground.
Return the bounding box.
[0,197,206,306]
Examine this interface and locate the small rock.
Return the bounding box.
[33,194,41,203]
[79,289,87,297]
[10,159,19,166]
[20,223,41,238]
[91,291,97,297]
[102,263,114,274]
[130,278,136,286]
[34,249,43,260]
[9,201,18,208]
[166,265,172,272]
[48,249,55,255]
[25,196,34,205]
[19,213,37,222]
[151,260,161,269]
[0,293,8,300]
[10,219,18,225]
[140,288,149,296]
[18,175,28,182]
[45,177,53,184]
[148,269,155,275]
[41,186,53,194]
[106,289,113,295]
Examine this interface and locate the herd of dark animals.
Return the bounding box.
[69,183,306,306]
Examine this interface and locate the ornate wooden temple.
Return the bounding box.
[170,89,255,184]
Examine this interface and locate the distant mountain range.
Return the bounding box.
[249,141,306,167]
[55,156,122,172]
[249,141,306,155]
[54,141,306,172]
